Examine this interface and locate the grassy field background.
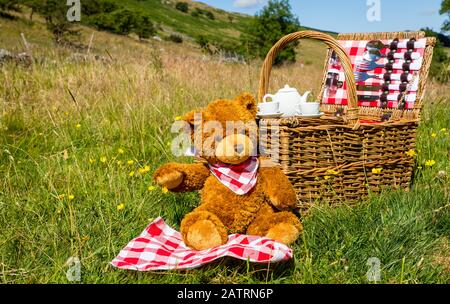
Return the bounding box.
[0,15,449,284]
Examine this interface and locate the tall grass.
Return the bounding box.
[0,16,448,284]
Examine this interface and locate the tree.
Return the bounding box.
[83,0,119,16]
[195,35,209,50]
[0,0,19,10]
[421,28,449,83]
[241,0,300,65]
[38,0,79,42]
[440,0,450,32]
[111,9,136,35]
[21,0,44,20]
[191,8,202,17]
[205,11,215,20]
[133,13,155,40]
[0,0,21,14]
[168,34,183,43]
[175,2,189,13]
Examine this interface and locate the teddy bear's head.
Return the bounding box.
[182,93,258,165]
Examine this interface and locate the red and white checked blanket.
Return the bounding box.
[111,217,293,271]
[323,38,427,109]
[209,157,259,195]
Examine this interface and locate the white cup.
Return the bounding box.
[258,102,279,114]
[300,102,321,115]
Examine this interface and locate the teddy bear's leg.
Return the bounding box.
[247,204,302,245]
[180,210,228,251]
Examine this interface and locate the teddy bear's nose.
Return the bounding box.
[235,144,245,154]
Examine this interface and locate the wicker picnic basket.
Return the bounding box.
[258,30,436,210]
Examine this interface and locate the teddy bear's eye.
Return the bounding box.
[215,135,223,142]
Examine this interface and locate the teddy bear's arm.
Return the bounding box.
[260,166,298,211]
[153,163,210,192]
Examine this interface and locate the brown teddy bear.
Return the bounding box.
[153,93,302,251]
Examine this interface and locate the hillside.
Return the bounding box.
[106,0,254,46]
[89,0,337,48]
[3,0,339,51]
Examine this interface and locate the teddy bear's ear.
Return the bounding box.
[182,110,197,126]
[236,93,257,117]
[181,109,201,138]
[182,109,203,129]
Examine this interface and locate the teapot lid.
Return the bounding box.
[278,85,299,93]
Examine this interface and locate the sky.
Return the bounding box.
[200,0,447,33]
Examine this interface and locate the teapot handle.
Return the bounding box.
[263,94,276,103]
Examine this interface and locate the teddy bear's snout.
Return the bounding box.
[215,134,254,165]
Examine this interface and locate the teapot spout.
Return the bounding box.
[300,91,311,103]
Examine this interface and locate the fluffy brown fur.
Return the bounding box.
[153,93,302,250]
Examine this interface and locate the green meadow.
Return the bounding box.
[0,12,449,284]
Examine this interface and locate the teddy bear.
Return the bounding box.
[153,93,302,251]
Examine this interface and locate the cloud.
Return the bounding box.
[233,0,263,9]
[420,9,438,16]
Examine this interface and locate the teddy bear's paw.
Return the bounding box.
[153,165,184,190]
[266,222,302,245]
[186,220,225,251]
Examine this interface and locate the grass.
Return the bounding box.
[444,47,450,56]
[0,15,449,284]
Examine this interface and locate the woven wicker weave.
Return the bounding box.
[258,30,436,210]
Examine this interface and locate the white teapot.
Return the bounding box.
[263,85,311,117]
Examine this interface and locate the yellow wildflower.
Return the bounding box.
[372,168,383,174]
[162,187,169,194]
[127,160,134,165]
[117,160,123,166]
[324,176,331,180]
[431,133,437,138]
[139,166,151,174]
[100,156,107,163]
[405,149,416,157]
[148,186,156,192]
[175,116,183,121]
[76,124,81,129]
[425,160,436,167]
[129,171,135,177]
[118,148,125,154]
[89,158,96,164]
[327,169,339,175]
[58,194,66,200]
[440,128,447,132]
[117,203,125,211]
[68,195,75,201]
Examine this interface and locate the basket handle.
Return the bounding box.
[258,30,359,126]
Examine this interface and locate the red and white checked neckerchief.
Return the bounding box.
[111,217,293,271]
[209,157,259,195]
